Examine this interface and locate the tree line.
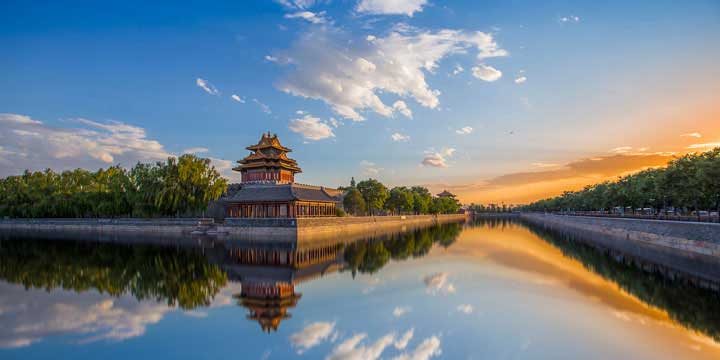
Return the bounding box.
[519,148,720,214]
[341,177,461,216]
[343,222,462,276]
[0,154,227,218]
[0,237,227,309]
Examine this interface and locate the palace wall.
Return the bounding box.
[519,213,720,288]
[0,214,469,240]
[520,213,720,257]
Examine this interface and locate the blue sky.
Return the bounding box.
[2,0,719,203]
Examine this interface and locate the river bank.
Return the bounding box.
[519,213,720,288]
[0,214,469,241]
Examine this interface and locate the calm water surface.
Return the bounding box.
[1,219,719,359]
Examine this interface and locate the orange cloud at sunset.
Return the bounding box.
[430,153,678,204]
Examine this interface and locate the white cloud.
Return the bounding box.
[360,160,382,175]
[471,64,502,81]
[0,113,239,181]
[514,76,527,84]
[560,15,581,23]
[393,100,413,118]
[356,0,429,17]
[289,114,335,140]
[272,25,507,121]
[531,162,560,168]
[394,329,414,350]
[687,142,720,149]
[12,129,41,137]
[681,132,702,138]
[329,117,340,128]
[0,113,42,125]
[456,304,474,314]
[276,0,319,9]
[182,147,209,154]
[421,148,455,168]
[0,114,173,177]
[207,157,242,183]
[196,78,219,95]
[455,126,473,135]
[452,65,464,75]
[289,322,335,354]
[610,146,633,154]
[392,336,442,360]
[366,35,377,42]
[252,98,272,114]
[265,55,279,62]
[393,306,411,317]
[231,94,246,103]
[391,132,410,142]
[285,11,327,24]
[327,333,395,360]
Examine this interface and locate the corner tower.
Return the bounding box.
[233,132,302,184]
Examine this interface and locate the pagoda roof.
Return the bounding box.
[239,151,293,162]
[234,132,302,174]
[246,132,292,152]
[437,190,456,197]
[233,160,302,173]
[224,183,341,203]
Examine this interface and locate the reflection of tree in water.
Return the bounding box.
[0,238,227,309]
[468,216,517,230]
[522,222,720,343]
[344,223,462,275]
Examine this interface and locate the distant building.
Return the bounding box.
[224,132,342,218]
[437,190,457,199]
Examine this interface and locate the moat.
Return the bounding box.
[1,218,719,359]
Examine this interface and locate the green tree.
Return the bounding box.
[386,186,414,214]
[430,197,460,214]
[356,179,389,215]
[410,186,432,214]
[0,154,227,218]
[343,187,367,216]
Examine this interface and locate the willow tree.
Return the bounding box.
[156,155,227,216]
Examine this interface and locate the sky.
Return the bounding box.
[1,0,719,204]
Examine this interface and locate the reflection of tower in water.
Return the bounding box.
[234,281,302,333]
[222,241,345,333]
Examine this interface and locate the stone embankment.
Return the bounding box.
[520,213,720,257]
[0,214,469,240]
[520,213,720,288]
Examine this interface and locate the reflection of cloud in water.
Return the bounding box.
[287,321,436,360]
[446,223,720,354]
[423,272,455,294]
[395,328,414,350]
[393,306,411,317]
[393,335,442,360]
[0,280,243,349]
[289,321,336,354]
[0,282,170,348]
[327,333,395,360]
[325,328,437,360]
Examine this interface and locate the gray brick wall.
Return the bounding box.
[521,213,720,257]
